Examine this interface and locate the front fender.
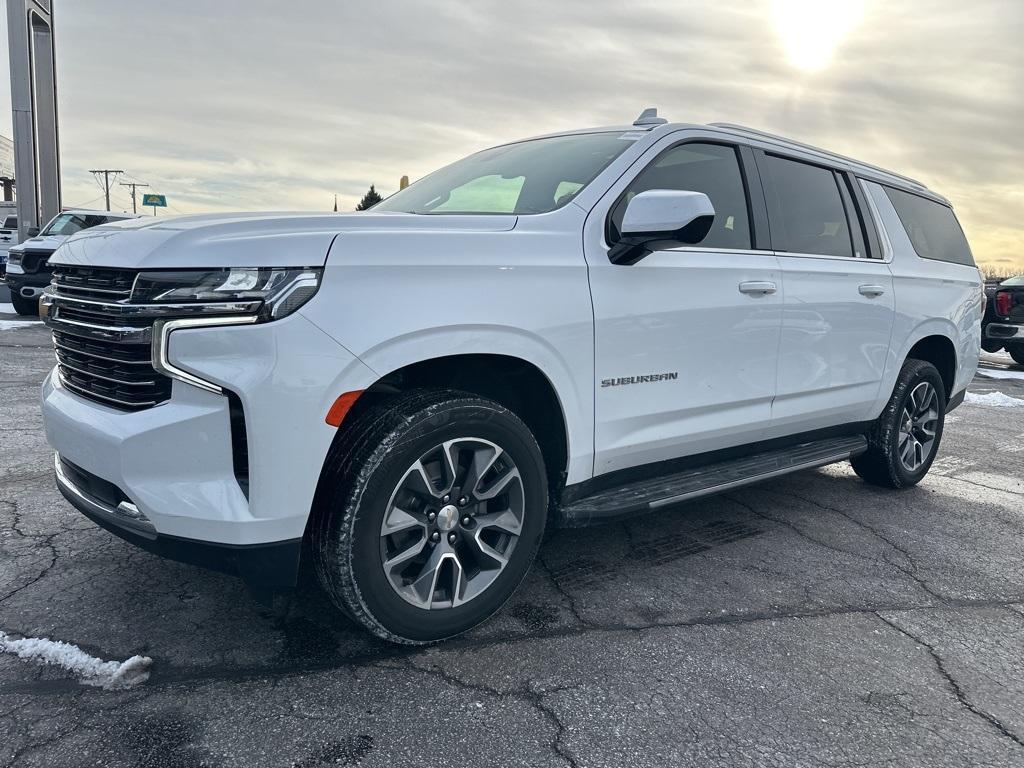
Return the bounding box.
[315,323,593,485]
[299,223,595,484]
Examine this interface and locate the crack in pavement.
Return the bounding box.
[537,552,597,629]
[875,612,1024,750]
[935,472,1024,498]
[5,594,1024,697]
[727,491,948,603]
[377,657,583,768]
[0,499,61,607]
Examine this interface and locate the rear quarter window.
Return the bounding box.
[883,187,974,266]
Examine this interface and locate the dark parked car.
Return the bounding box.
[982,275,1024,364]
[4,209,137,315]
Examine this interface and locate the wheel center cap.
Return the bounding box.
[436,504,459,532]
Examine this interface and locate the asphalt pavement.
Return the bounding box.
[1,318,1023,767]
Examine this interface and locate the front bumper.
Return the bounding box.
[4,267,52,294]
[985,323,1024,342]
[54,454,302,589]
[41,310,377,561]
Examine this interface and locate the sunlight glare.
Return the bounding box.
[771,0,866,72]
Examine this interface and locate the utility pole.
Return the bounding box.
[120,181,149,214]
[89,169,123,211]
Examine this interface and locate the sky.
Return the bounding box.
[1,0,1022,273]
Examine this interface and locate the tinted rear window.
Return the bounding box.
[883,187,974,266]
[764,155,854,258]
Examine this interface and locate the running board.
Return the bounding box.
[560,436,867,527]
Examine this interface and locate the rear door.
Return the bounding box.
[584,135,783,475]
[758,152,895,432]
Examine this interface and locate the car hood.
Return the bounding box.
[49,211,518,269]
[9,234,67,254]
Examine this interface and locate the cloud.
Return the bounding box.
[8,0,1020,266]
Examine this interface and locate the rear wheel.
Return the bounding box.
[10,293,38,316]
[851,359,946,489]
[312,390,547,644]
[1008,346,1024,367]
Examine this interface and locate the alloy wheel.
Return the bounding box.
[898,381,939,472]
[379,438,525,609]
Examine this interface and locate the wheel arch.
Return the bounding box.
[331,352,573,501]
[905,333,957,398]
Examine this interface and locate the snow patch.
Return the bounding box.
[964,391,1024,408]
[0,302,16,314]
[976,367,1024,381]
[0,630,152,690]
[0,319,40,330]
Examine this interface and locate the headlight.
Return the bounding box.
[131,267,322,321]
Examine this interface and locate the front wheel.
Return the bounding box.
[312,390,547,644]
[851,359,946,489]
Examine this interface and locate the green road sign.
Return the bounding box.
[142,194,167,207]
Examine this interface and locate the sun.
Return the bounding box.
[771,0,866,72]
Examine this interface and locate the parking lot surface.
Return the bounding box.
[2,317,1023,767]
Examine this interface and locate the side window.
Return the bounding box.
[765,155,854,258]
[609,143,752,250]
[883,186,974,266]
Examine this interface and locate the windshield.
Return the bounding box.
[41,212,117,236]
[373,132,636,215]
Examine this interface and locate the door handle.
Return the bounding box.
[858,284,886,298]
[738,281,777,296]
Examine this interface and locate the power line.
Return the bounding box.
[65,194,105,209]
[119,181,149,214]
[88,169,124,211]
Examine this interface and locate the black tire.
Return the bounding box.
[10,292,38,316]
[1008,346,1024,367]
[851,359,946,489]
[311,390,547,644]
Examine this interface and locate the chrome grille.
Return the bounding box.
[48,266,170,410]
[50,265,134,299]
[46,265,262,412]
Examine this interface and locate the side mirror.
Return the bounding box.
[610,190,715,265]
[26,226,40,237]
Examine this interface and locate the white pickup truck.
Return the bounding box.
[40,111,982,643]
[0,212,19,277]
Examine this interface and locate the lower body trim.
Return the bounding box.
[54,453,301,590]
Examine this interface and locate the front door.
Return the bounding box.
[584,137,783,476]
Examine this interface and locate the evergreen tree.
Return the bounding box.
[356,184,383,211]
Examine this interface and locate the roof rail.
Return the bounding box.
[707,122,927,190]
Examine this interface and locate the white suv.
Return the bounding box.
[40,111,982,643]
